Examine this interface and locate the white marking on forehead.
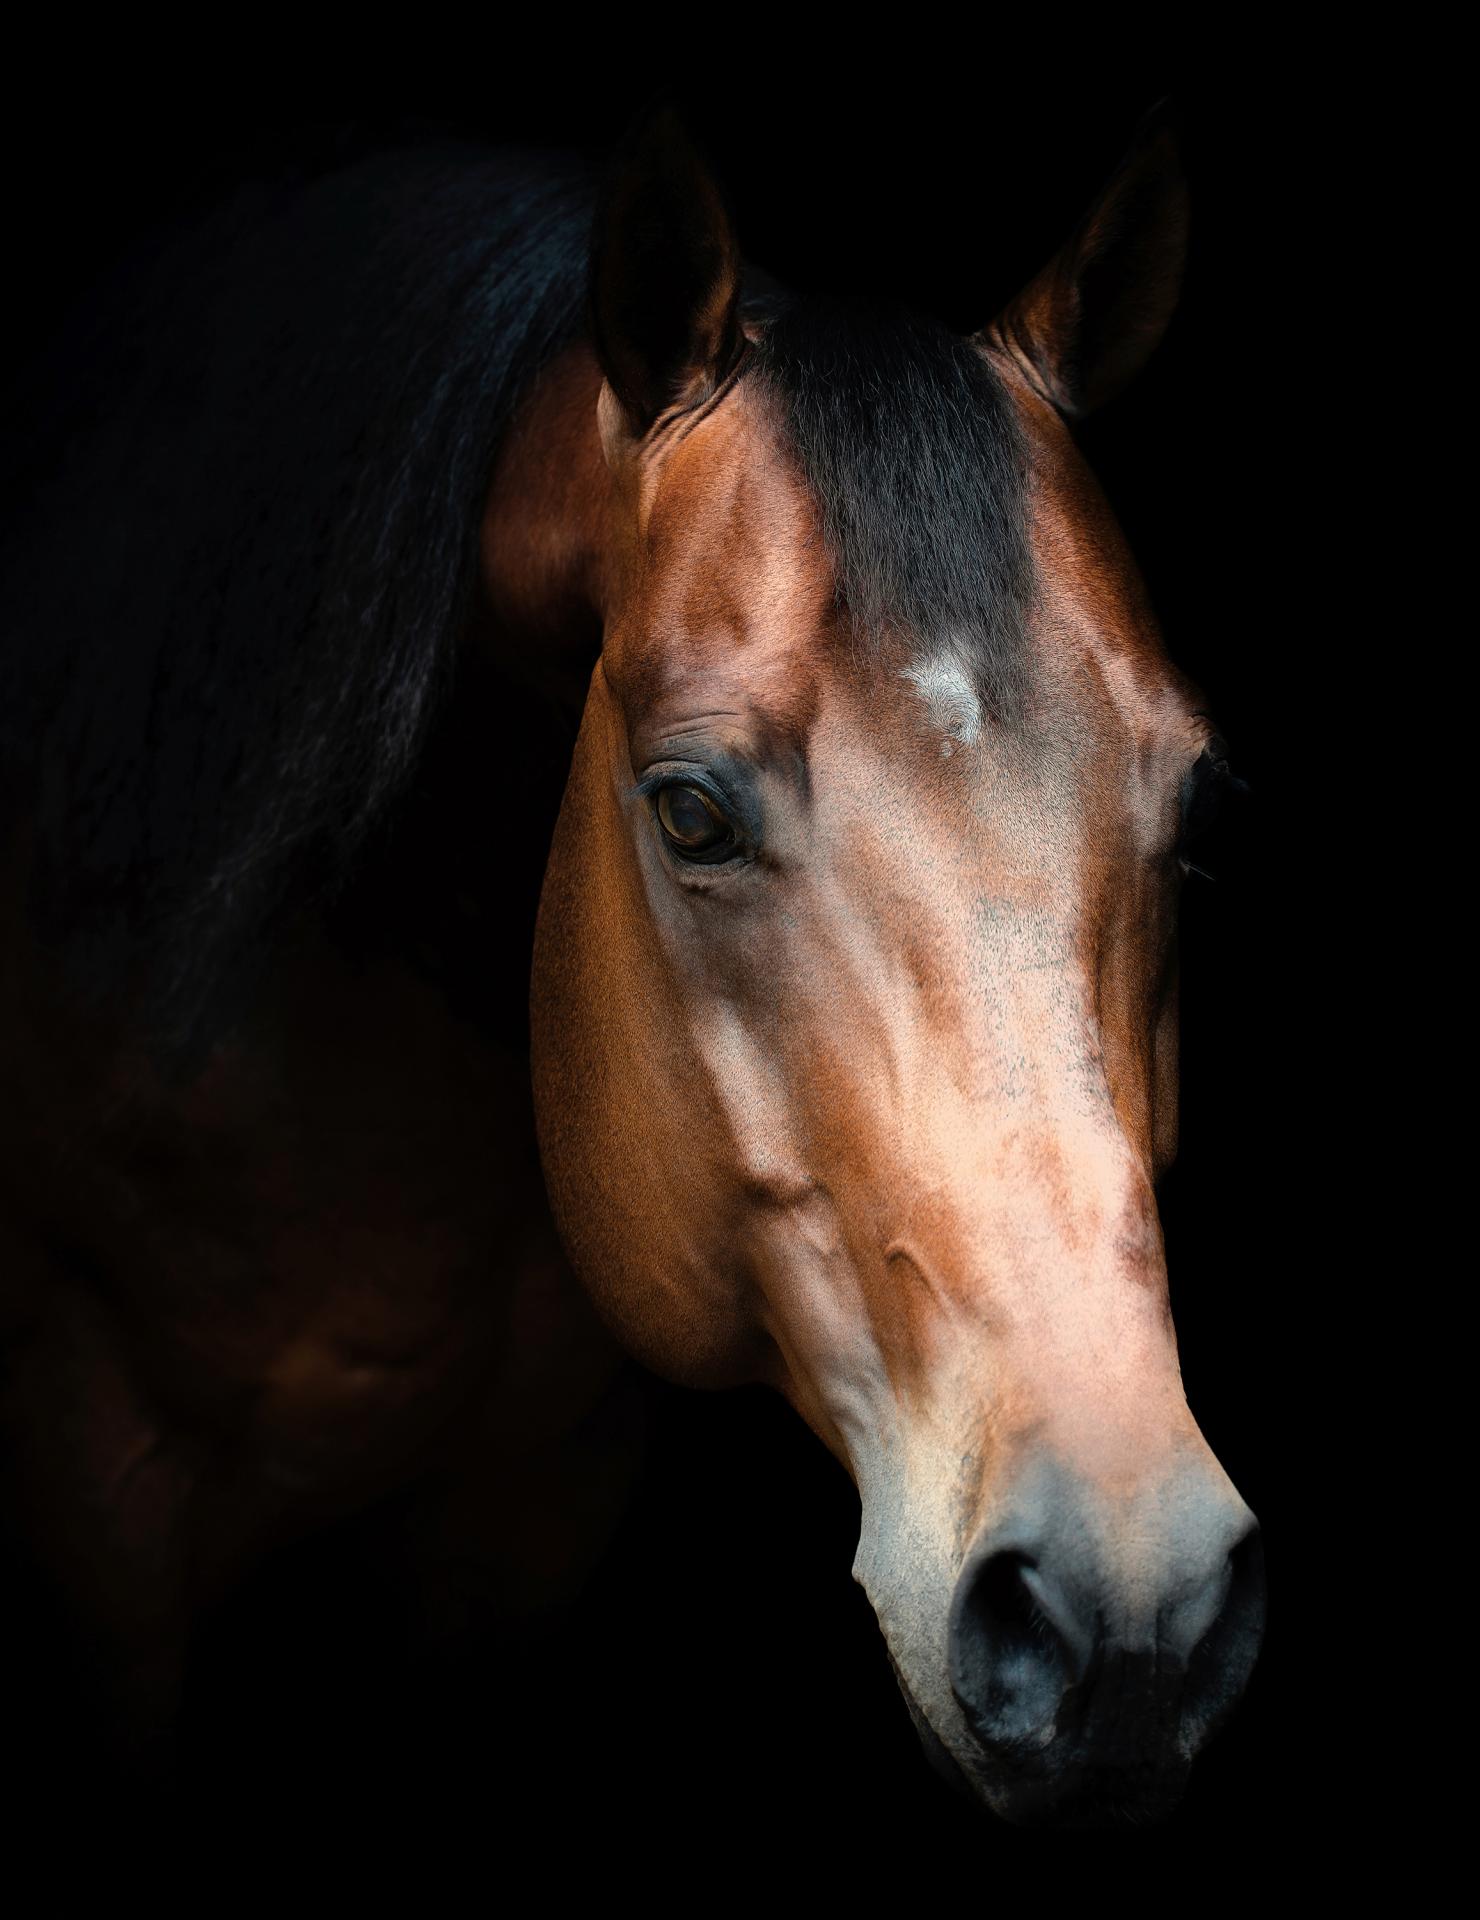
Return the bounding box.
[900,656,983,756]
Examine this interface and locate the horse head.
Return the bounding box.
[525,108,1264,1826]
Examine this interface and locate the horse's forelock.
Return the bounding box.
[749,297,1033,721]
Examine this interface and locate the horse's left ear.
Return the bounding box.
[591,104,745,439]
[982,103,1189,417]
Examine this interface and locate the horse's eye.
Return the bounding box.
[656,783,736,859]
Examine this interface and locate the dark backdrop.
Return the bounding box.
[2,44,1365,1884]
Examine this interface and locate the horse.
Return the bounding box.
[0,103,1264,1829]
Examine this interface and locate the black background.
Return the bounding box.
[3,36,1369,1886]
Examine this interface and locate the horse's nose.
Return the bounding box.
[947,1466,1265,1763]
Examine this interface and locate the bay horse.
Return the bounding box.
[0,104,1263,1828]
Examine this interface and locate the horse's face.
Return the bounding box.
[530,110,1264,1826]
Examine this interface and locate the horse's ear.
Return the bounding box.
[591,104,745,438]
[984,103,1188,417]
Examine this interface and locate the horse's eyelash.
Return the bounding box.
[629,766,736,813]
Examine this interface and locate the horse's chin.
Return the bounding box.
[967,1752,1192,1831]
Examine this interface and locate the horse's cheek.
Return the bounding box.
[530,735,625,1327]
[529,724,749,1388]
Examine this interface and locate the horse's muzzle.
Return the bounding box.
[946,1457,1266,1826]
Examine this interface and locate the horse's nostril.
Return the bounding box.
[1181,1519,1266,1749]
[949,1548,1087,1755]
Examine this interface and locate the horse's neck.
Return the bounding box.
[476,339,610,703]
[322,342,613,1051]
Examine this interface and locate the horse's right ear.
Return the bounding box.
[590,105,746,439]
[982,103,1189,418]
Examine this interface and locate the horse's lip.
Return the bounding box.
[884,1648,977,1801]
[982,1756,1193,1830]
[886,1643,1192,1827]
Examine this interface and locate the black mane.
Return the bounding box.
[751,297,1031,716]
[0,142,596,1053]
